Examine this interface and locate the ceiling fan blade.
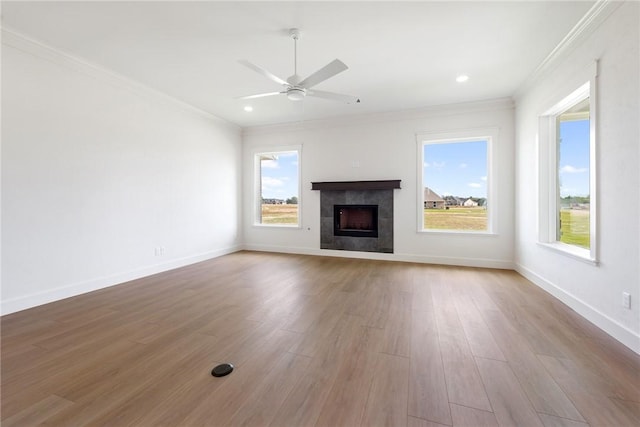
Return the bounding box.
[307,89,360,104]
[298,59,348,89]
[238,59,289,87]
[237,91,283,100]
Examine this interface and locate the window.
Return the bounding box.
[254,147,300,226]
[538,73,597,262]
[557,98,590,249]
[417,131,494,233]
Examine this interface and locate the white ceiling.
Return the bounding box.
[2,1,595,128]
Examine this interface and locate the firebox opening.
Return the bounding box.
[334,205,379,238]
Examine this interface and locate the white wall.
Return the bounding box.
[1,32,243,314]
[514,2,640,352]
[243,99,515,269]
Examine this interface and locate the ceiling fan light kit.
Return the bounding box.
[238,28,359,104]
[287,87,306,101]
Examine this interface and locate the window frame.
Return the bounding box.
[537,62,598,264]
[416,128,498,235]
[253,145,302,228]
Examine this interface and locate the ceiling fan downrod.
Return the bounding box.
[290,28,300,77]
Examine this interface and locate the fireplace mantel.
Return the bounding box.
[311,180,401,191]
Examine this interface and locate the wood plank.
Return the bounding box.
[364,280,393,329]
[226,353,312,427]
[538,354,640,426]
[486,273,568,358]
[380,290,412,357]
[475,357,544,427]
[480,309,585,421]
[270,322,382,427]
[361,353,410,427]
[1,344,49,383]
[1,394,74,427]
[569,336,640,402]
[288,293,352,358]
[410,264,434,311]
[269,349,342,426]
[407,416,450,427]
[39,333,221,426]
[449,403,499,427]
[314,337,378,426]
[538,413,590,427]
[453,292,506,361]
[1,337,147,419]
[431,271,492,412]
[408,308,451,426]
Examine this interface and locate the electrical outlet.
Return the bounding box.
[622,292,631,309]
[154,247,159,256]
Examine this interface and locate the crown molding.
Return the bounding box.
[1,27,240,132]
[242,97,514,137]
[514,0,622,100]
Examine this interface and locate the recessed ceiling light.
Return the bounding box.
[244,105,253,112]
[456,75,469,83]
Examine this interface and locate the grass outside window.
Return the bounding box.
[559,209,590,248]
[261,204,299,225]
[423,207,487,231]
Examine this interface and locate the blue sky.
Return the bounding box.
[260,151,299,199]
[558,119,590,197]
[423,140,487,198]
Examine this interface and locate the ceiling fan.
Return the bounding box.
[238,28,360,104]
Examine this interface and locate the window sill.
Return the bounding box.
[418,229,497,237]
[253,223,301,229]
[537,242,598,266]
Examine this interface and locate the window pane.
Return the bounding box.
[423,140,488,231]
[258,151,299,225]
[557,99,590,249]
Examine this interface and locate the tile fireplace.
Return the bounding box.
[312,180,400,253]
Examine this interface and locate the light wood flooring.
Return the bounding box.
[2,251,639,426]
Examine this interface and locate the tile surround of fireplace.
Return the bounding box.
[313,180,400,254]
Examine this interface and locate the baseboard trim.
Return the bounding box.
[393,252,513,270]
[515,263,640,355]
[1,245,243,316]
[242,244,514,270]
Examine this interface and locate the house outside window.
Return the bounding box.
[417,129,496,234]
